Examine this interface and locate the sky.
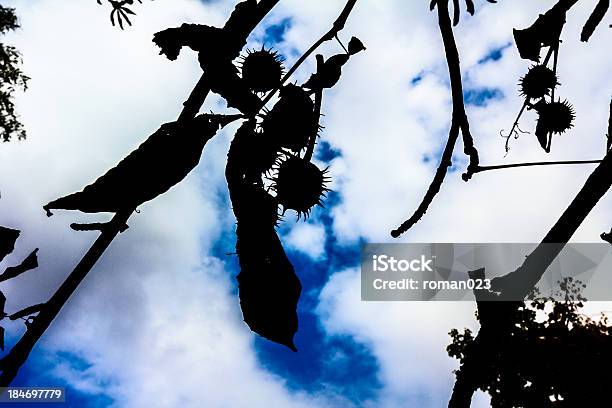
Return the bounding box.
[0,0,610,407]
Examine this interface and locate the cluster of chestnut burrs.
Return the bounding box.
[234,37,365,219]
[223,35,365,349]
[503,1,576,154]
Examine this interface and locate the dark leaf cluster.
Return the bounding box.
[0,6,28,142]
[448,279,612,406]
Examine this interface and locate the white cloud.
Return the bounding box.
[285,222,326,259]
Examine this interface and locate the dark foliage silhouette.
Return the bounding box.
[449,279,612,406]
[0,5,28,142]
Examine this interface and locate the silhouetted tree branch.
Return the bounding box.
[581,0,609,42]
[261,0,358,107]
[465,158,602,176]
[449,111,612,407]
[391,0,480,238]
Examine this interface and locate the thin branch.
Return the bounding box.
[391,122,460,238]
[581,0,609,42]
[607,98,612,151]
[260,0,358,108]
[464,159,603,178]
[304,55,325,162]
[0,0,281,387]
[391,0,479,238]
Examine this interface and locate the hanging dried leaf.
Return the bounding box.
[302,54,349,90]
[0,249,39,283]
[0,226,20,263]
[235,208,301,351]
[513,3,568,62]
[226,121,301,351]
[43,116,221,215]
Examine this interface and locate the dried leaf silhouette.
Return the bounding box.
[43,116,221,215]
[513,2,568,62]
[226,121,301,351]
[302,54,349,90]
[235,198,301,351]
[8,303,45,321]
[0,249,39,283]
[0,326,4,351]
[154,24,261,115]
[581,0,609,42]
[0,227,20,263]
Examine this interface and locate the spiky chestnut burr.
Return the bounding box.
[535,99,575,135]
[273,155,330,219]
[239,48,284,93]
[519,65,559,99]
[262,84,314,153]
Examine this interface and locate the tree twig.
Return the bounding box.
[260,0,358,108]
[464,159,603,178]
[391,0,479,238]
[304,55,325,162]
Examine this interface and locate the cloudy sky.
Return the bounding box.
[0,0,610,407]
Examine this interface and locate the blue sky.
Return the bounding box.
[0,0,610,407]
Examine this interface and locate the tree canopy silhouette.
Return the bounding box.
[448,279,612,406]
[0,5,28,142]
